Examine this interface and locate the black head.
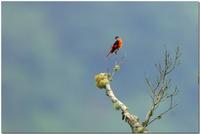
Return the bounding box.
[115,36,119,40]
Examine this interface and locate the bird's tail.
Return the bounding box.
[106,51,111,57]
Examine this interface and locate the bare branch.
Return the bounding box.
[143,47,180,127]
[147,104,178,126]
[145,77,155,101]
[105,84,148,133]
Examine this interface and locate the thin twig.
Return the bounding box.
[147,104,178,126]
[143,47,180,127]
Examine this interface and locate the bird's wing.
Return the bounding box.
[112,40,119,48]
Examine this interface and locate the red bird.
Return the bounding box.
[106,36,123,57]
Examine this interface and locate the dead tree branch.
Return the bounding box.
[142,47,181,127]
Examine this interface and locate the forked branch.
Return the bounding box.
[142,47,181,127]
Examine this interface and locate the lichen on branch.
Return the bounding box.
[95,62,148,133]
[95,73,110,89]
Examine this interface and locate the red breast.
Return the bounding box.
[117,38,123,48]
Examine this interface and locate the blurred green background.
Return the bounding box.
[2,2,198,133]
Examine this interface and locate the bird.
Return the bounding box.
[106,36,123,57]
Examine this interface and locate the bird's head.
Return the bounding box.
[115,36,119,40]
